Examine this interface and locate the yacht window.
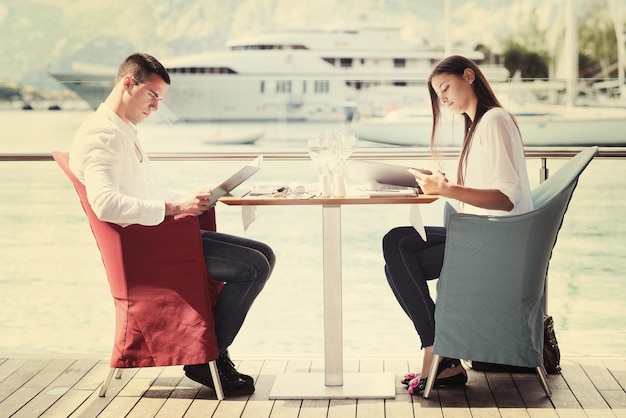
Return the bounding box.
[231,44,308,50]
[394,59,406,68]
[323,58,336,66]
[276,81,292,93]
[340,58,353,68]
[314,81,329,93]
[260,81,265,94]
[167,67,237,74]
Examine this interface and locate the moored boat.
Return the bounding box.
[49,23,508,123]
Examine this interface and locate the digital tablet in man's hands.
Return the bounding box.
[209,156,262,205]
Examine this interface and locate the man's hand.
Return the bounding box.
[165,190,214,216]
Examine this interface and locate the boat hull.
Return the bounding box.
[355,108,626,147]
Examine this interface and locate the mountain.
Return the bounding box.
[0,0,580,89]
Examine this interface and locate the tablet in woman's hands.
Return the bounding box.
[407,168,432,176]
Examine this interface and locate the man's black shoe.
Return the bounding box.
[184,358,254,396]
[216,354,254,385]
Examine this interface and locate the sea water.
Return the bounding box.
[0,109,624,360]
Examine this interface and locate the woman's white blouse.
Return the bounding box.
[458,107,534,216]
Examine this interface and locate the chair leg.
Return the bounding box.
[208,360,224,400]
[423,354,442,399]
[99,368,123,397]
[99,368,116,397]
[536,366,552,397]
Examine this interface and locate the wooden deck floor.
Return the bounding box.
[1,356,624,417]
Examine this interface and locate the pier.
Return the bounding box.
[1,355,625,417]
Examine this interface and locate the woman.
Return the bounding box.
[382,55,533,394]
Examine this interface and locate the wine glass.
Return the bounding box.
[307,132,341,174]
[339,131,358,162]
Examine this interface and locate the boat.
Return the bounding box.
[139,122,265,145]
[49,23,508,123]
[354,88,626,147]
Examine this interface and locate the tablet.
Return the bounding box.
[209,156,262,205]
[346,160,429,188]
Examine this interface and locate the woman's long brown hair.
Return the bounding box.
[427,55,519,185]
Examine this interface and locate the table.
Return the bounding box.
[220,194,438,399]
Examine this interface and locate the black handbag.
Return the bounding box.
[472,314,561,374]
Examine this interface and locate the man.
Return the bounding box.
[70,53,275,396]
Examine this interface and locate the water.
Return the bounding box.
[1,109,624,360]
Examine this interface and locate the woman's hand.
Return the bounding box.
[408,167,449,195]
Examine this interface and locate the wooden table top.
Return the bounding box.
[219,194,438,206]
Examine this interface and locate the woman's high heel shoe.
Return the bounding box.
[401,357,462,386]
[403,357,467,394]
[407,370,468,395]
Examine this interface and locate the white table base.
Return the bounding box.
[269,205,395,399]
[269,372,396,399]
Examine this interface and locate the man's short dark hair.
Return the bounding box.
[116,53,170,85]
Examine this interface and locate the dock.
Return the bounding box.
[1,356,624,417]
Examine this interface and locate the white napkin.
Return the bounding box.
[409,204,427,241]
[242,206,258,232]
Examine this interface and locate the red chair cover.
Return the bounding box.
[53,151,223,368]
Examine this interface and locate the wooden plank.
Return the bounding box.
[182,386,219,417]
[465,370,500,417]
[0,358,28,385]
[512,372,554,409]
[356,358,385,418]
[127,367,181,418]
[0,358,50,403]
[0,358,71,416]
[605,359,626,390]
[213,398,248,418]
[68,366,140,417]
[580,359,623,390]
[95,395,141,418]
[153,364,203,417]
[42,360,111,417]
[560,362,612,410]
[385,357,441,418]
[526,408,559,418]
[153,373,201,418]
[12,358,99,418]
[485,372,525,408]
[579,359,626,413]
[97,367,164,417]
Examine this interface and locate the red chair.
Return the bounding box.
[52,151,224,399]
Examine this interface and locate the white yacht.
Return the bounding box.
[50,24,507,123]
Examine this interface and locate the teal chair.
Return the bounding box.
[423,146,599,398]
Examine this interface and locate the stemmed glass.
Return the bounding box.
[339,131,358,165]
[307,132,341,175]
[307,132,342,197]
